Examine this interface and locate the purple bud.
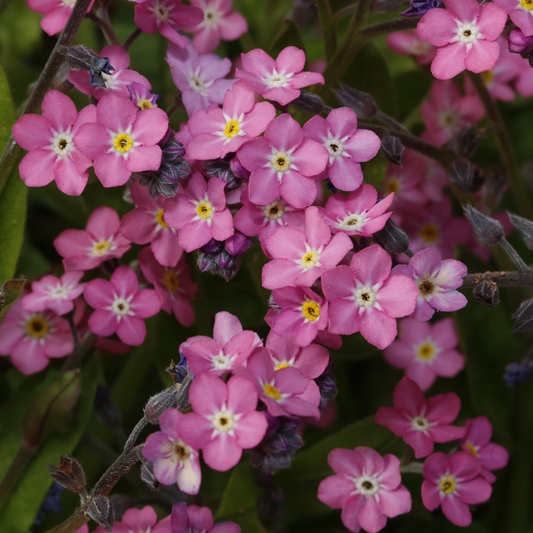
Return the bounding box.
[509,29,533,56]
[48,455,87,494]
[225,233,252,256]
[463,205,505,247]
[200,238,224,254]
[229,154,251,179]
[473,279,499,307]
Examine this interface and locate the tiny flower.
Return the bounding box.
[171,502,241,533]
[417,0,508,80]
[236,46,324,106]
[178,373,268,471]
[422,452,492,527]
[386,29,437,65]
[143,408,201,494]
[22,272,85,316]
[127,82,160,110]
[376,377,465,458]
[318,446,411,533]
[27,0,95,36]
[54,206,131,272]
[0,299,73,375]
[84,265,161,346]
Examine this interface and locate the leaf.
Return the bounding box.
[0,277,26,321]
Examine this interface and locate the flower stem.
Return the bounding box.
[315,0,337,61]
[462,271,533,288]
[0,444,34,512]
[123,28,143,51]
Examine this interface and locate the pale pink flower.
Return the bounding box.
[143,408,201,494]
[54,206,131,272]
[22,272,85,316]
[494,0,533,37]
[318,446,411,533]
[95,505,170,533]
[384,318,464,390]
[386,29,437,65]
[376,377,465,458]
[236,46,324,106]
[171,502,241,533]
[27,0,95,36]
[84,265,161,346]
[417,0,507,80]
[12,90,96,196]
[422,452,492,527]
[178,373,268,471]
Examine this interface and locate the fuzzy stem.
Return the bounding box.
[0,444,34,512]
[499,239,533,273]
[358,17,418,39]
[462,271,533,288]
[123,28,143,51]
[315,0,337,61]
[61,332,96,373]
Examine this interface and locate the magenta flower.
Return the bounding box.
[320,185,394,237]
[186,82,276,160]
[422,452,492,526]
[128,82,160,110]
[303,107,381,191]
[178,373,268,471]
[171,502,240,533]
[12,90,96,196]
[139,247,197,327]
[460,416,509,483]
[179,311,259,376]
[318,446,411,533]
[95,505,170,533]
[262,206,352,290]
[143,408,201,494]
[0,299,73,375]
[236,46,324,106]
[164,173,234,252]
[166,43,235,118]
[68,45,151,100]
[322,245,418,350]
[384,318,464,390]
[84,265,161,346]
[376,378,465,458]
[417,0,507,80]
[494,0,533,37]
[190,0,248,53]
[238,114,329,209]
[27,0,95,36]
[120,181,183,266]
[76,94,169,188]
[54,207,131,272]
[392,247,468,321]
[22,272,85,316]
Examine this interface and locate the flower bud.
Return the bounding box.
[144,388,178,424]
[513,299,533,333]
[140,462,160,491]
[48,455,87,494]
[334,85,377,119]
[373,219,411,255]
[87,495,115,532]
[60,45,114,88]
[381,136,404,166]
[166,355,190,384]
[229,154,251,179]
[473,280,499,307]
[508,212,533,250]
[504,362,532,387]
[400,0,443,17]
[290,91,327,114]
[450,159,483,193]
[463,205,505,247]
[225,233,252,256]
[509,29,533,57]
[204,156,240,189]
[315,372,338,408]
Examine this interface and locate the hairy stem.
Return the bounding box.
[462,271,533,288]
[0,444,34,512]
[123,28,143,51]
[61,332,96,373]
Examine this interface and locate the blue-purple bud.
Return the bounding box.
[230,154,251,179]
[504,362,533,387]
[225,233,252,256]
[400,0,443,17]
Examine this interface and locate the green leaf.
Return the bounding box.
[0,277,26,321]
[0,64,14,150]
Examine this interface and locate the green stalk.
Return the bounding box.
[315,0,337,61]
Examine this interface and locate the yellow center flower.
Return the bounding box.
[419,223,440,244]
[521,0,533,10]
[264,383,282,401]
[139,99,153,110]
[224,119,240,138]
[26,316,50,339]
[113,133,134,153]
[466,442,478,456]
[301,250,319,269]
[196,201,213,220]
[156,209,168,228]
[439,475,456,495]
[272,153,290,172]
[164,270,179,293]
[417,342,435,361]
[93,240,111,255]
[302,300,320,322]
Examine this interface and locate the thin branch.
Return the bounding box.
[462,271,533,288]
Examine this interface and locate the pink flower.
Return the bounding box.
[178,373,268,471]
[179,311,259,376]
[376,378,465,458]
[186,82,276,160]
[386,29,437,65]
[128,82,160,110]
[95,505,170,533]
[68,45,151,100]
[392,247,468,321]
[166,43,235,118]
[190,0,248,53]
[22,272,85,316]
[422,452,492,526]
[303,107,381,191]
[0,299,73,375]
[417,0,507,80]
[84,265,161,346]
[164,173,234,252]
[238,114,329,209]
[322,245,418,350]
[236,46,324,106]
[384,318,464,390]
[143,408,201,494]
[76,94,169,188]
[460,416,509,483]
[138,247,197,327]
[262,206,352,290]
[494,0,533,37]
[133,0,203,47]
[318,446,411,533]
[54,207,131,272]
[12,90,96,196]
[27,0,95,36]
[121,181,183,266]
[171,502,241,533]
[320,185,394,237]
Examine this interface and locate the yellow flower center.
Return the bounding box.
[419,223,440,244]
[196,200,213,220]
[264,200,284,220]
[302,300,320,322]
[385,179,399,195]
[113,133,134,153]
[264,383,282,401]
[481,71,494,84]
[417,342,435,361]
[213,411,234,432]
[466,442,478,456]
[272,152,290,172]
[156,209,168,228]
[439,475,456,495]
[139,99,153,110]
[93,240,111,255]
[26,316,50,339]
[301,250,319,269]
[164,270,179,293]
[521,0,533,10]
[224,119,240,138]
[275,362,291,370]
[418,279,434,296]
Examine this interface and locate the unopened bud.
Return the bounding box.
[144,388,178,424]
[166,355,190,384]
[59,45,114,88]
[504,361,533,386]
[140,462,160,491]
[373,219,411,255]
[473,280,500,307]
[225,233,252,256]
[463,205,505,247]
[508,212,533,250]
[315,372,338,408]
[447,126,484,159]
[0,277,26,318]
[87,495,115,532]
[48,455,86,494]
[334,85,377,119]
[229,155,250,179]
[381,136,404,166]
[509,28,533,57]
[450,159,483,193]
[290,91,327,114]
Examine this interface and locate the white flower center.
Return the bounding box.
[263,200,284,221]
[48,285,69,300]
[415,341,438,363]
[454,19,481,50]
[212,410,235,433]
[150,1,173,22]
[171,439,191,461]
[110,296,132,319]
[203,7,220,27]
[51,128,74,158]
[324,133,349,163]
[211,352,233,371]
[298,245,322,270]
[91,239,113,257]
[353,284,378,310]
[411,415,430,431]
[62,0,76,6]
[354,475,380,496]
[337,212,368,232]
[264,68,293,89]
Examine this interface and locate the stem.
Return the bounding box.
[123,28,143,51]
[0,444,34,511]
[500,239,533,273]
[0,0,93,198]
[467,72,533,219]
[86,10,120,46]
[315,0,337,61]
[123,416,148,452]
[358,17,418,39]
[462,271,533,288]
[61,332,96,373]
